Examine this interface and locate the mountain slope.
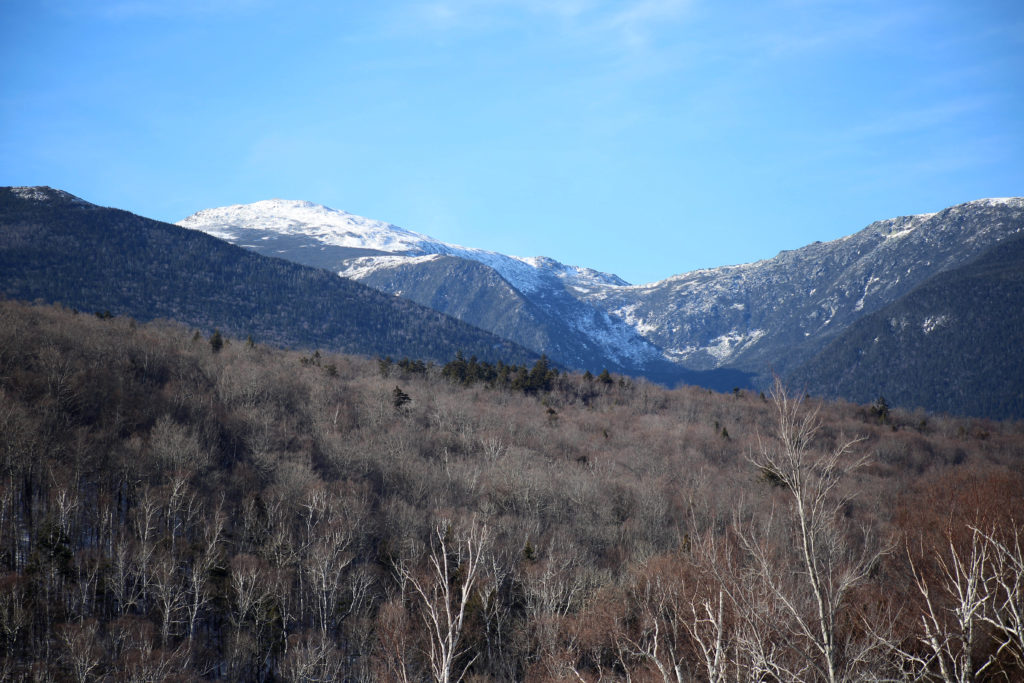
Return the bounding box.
[181,197,1024,394]
[0,187,537,365]
[788,230,1024,419]
[178,199,753,388]
[582,198,1024,377]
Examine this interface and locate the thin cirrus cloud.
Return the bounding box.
[596,0,695,47]
[398,0,695,48]
[841,100,986,144]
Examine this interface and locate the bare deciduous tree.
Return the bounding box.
[184,499,225,644]
[396,519,489,683]
[279,630,344,683]
[375,598,415,683]
[0,574,29,659]
[617,556,695,682]
[150,550,188,647]
[981,524,1024,670]
[58,619,103,683]
[746,378,883,682]
[894,527,998,682]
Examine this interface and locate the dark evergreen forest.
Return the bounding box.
[791,230,1024,420]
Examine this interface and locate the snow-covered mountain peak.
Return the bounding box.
[178,199,630,293]
[518,256,630,287]
[178,199,437,254]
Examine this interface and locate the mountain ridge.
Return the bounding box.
[0,186,539,366]
[180,195,1024,390]
[6,185,1022,415]
[579,197,1024,375]
[178,198,690,380]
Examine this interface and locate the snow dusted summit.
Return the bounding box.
[179,199,628,295]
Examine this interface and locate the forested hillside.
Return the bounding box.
[1,300,1022,681]
[0,187,535,366]
[790,230,1024,419]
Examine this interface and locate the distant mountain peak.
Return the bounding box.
[178,199,426,252]
[178,199,630,289]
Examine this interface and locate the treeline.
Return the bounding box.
[439,353,560,395]
[384,352,620,400]
[0,300,1023,681]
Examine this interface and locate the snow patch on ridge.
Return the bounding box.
[338,254,444,280]
[10,186,89,204]
[11,187,54,201]
[969,197,1024,208]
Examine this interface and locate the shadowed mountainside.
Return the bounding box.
[0,186,537,365]
[790,229,1024,419]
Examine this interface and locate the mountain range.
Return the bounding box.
[2,185,1022,417]
[178,199,752,390]
[179,195,1024,416]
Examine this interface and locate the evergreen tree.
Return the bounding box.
[392,385,412,410]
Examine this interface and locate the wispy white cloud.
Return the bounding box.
[395,0,695,49]
[756,11,909,58]
[840,99,986,143]
[597,0,695,48]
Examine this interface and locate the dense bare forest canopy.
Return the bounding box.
[0,300,1022,681]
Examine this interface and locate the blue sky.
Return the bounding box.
[2,0,1022,284]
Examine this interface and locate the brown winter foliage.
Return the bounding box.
[0,299,1022,682]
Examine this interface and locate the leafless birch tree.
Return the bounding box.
[893,527,1001,681]
[396,519,489,683]
[746,378,883,682]
[981,524,1024,670]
